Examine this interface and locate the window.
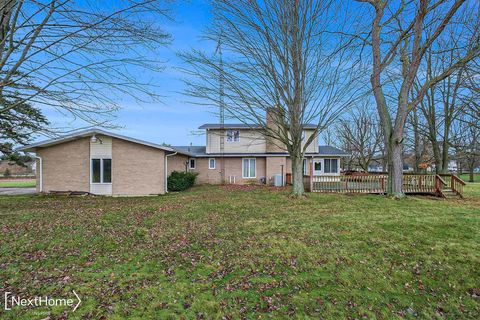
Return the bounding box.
[91,158,112,183]
[92,159,101,183]
[226,130,240,142]
[209,158,216,169]
[314,161,322,171]
[103,159,112,183]
[303,158,308,175]
[242,158,256,178]
[301,131,306,141]
[324,158,338,173]
[189,158,196,169]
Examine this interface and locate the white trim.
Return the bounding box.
[18,128,175,153]
[35,156,43,192]
[313,159,323,176]
[323,158,339,174]
[90,158,112,184]
[208,158,216,169]
[226,130,240,143]
[188,158,196,169]
[242,158,256,178]
[165,152,177,193]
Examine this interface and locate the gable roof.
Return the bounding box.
[199,123,318,130]
[17,128,176,153]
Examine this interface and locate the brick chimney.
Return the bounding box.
[265,107,286,153]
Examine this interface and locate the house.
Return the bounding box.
[0,160,36,176]
[19,111,348,196]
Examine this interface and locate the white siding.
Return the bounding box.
[207,129,267,154]
[90,135,112,157]
[303,130,318,153]
[90,135,112,195]
[205,128,319,154]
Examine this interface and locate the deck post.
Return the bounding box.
[309,158,313,192]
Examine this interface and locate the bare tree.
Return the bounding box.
[451,112,479,182]
[335,104,383,171]
[180,0,364,196]
[0,0,171,131]
[356,0,479,197]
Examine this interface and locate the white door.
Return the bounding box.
[313,159,323,176]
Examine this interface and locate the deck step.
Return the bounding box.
[441,188,461,198]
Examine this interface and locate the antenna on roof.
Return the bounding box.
[215,30,226,183]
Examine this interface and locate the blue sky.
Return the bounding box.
[42,0,217,146]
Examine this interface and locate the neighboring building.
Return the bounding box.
[19,111,348,196]
[0,160,36,176]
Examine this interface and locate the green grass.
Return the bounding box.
[0,185,479,319]
[0,179,36,188]
[459,173,480,183]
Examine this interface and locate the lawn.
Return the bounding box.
[0,185,479,319]
[459,173,480,183]
[0,179,36,188]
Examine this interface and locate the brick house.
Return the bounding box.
[19,113,348,196]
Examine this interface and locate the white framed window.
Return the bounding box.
[324,158,338,173]
[189,158,196,169]
[242,158,256,178]
[226,130,240,142]
[208,158,216,169]
[91,158,112,184]
[303,158,308,175]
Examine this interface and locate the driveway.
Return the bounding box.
[0,188,36,195]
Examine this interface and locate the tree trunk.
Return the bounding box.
[412,109,422,173]
[468,161,475,182]
[291,152,305,196]
[441,138,449,174]
[387,139,404,197]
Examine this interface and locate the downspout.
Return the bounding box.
[165,152,177,193]
[35,156,43,192]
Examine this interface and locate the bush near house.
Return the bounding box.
[167,170,198,191]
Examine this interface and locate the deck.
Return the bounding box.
[287,173,465,198]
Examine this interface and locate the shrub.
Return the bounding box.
[167,171,198,191]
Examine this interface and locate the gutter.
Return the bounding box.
[165,152,177,193]
[35,156,43,192]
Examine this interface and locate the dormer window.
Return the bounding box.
[226,130,240,142]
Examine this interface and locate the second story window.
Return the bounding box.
[226,130,240,142]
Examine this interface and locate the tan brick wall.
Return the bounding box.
[266,157,287,185]
[189,157,266,184]
[112,138,166,195]
[189,157,223,184]
[167,154,188,175]
[36,137,90,193]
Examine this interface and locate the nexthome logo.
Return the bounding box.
[3,291,81,312]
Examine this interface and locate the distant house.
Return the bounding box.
[19,111,348,196]
[0,160,35,176]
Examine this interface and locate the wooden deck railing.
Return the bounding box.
[289,173,464,196]
[309,174,387,193]
[285,173,465,196]
[451,175,466,196]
